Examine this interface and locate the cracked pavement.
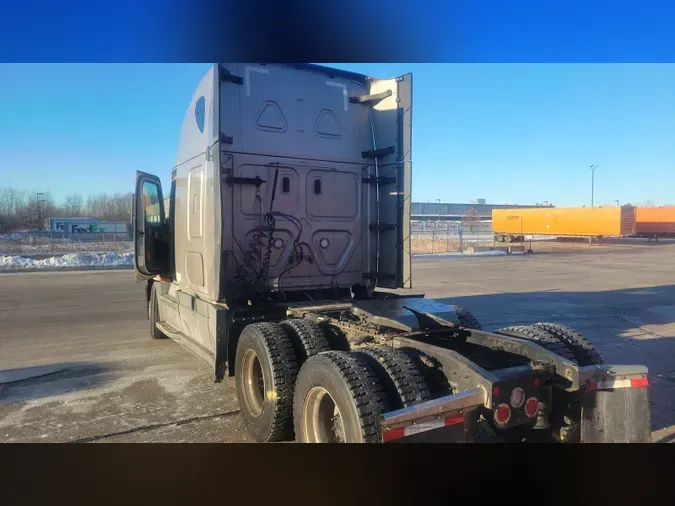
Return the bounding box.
[2,240,675,442]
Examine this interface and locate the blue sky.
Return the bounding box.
[1,63,674,207]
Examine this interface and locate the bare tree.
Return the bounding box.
[0,187,134,232]
[63,193,84,217]
[82,192,133,221]
[462,207,482,233]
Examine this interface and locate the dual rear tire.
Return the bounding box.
[496,323,605,442]
[234,322,300,442]
[293,351,387,443]
[234,320,430,443]
[294,346,431,443]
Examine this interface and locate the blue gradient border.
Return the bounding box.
[1,0,674,62]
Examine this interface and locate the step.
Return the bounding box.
[155,321,183,341]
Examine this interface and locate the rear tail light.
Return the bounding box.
[509,387,525,408]
[493,403,511,426]
[524,397,539,418]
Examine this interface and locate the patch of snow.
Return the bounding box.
[0,252,133,269]
[0,240,132,255]
[415,250,507,258]
[415,249,529,258]
[472,250,510,256]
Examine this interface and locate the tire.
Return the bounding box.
[534,323,604,443]
[496,325,576,361]
[455,306,482,330]
[354,346,430,410]
[505,235,513,243]
[532,323,604,366]
[235,322,299,442]
[317,322,351,352]
[280,319,331,363]
[293,351,387,443]
[398,347,453,399]
[149,284,167,340]
[497,324,604,443]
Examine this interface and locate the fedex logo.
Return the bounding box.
[54,222,105,233]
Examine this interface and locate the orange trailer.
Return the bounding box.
[492,206,636,242]
[635,206,675,236]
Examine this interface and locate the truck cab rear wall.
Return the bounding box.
[135,63,413,301]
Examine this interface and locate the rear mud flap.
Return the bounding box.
[580,386,651,443]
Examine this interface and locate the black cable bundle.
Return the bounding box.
[231,165,313,300]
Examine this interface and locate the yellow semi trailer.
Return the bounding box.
[492,206,637,243]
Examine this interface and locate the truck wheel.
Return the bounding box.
[149,284,167,340]
[398,348,453,398]
[455,307,482,330]
[280,319,331,364]
[532,323,604,366]
[354,346,430,409]
[318,322,351,352]
[496,325,576,361]
[293,351,387,443]
[235,322,299,442]
[494,325,577,442]
[534,323,605,443]
[497,324,603,443]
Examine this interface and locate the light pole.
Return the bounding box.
[590,165,599,207]
[36,192,44,230]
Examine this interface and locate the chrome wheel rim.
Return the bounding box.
[303,386,346,443]
[241,349,265,418]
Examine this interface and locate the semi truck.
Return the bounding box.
[133,63,651,443]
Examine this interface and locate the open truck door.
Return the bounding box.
[363,74,412,289]
[133,170,170,280]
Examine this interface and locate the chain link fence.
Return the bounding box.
[3,223,496,257]
[411,221,494,254]
[0,231,132,255]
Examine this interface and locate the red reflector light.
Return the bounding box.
[382,428,405,443]
[524,397,539,418]
[587,376,649,392]
[493,403,511,425]
[445,414,465,426]
[533,377,540,387]
[630,377,649,388]
[493,386,500,397]
[382,415,465,442]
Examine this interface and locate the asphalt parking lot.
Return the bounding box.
[2,241,675,443]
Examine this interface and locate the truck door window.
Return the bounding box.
[142,182,163,224]
[195,96,205,133]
